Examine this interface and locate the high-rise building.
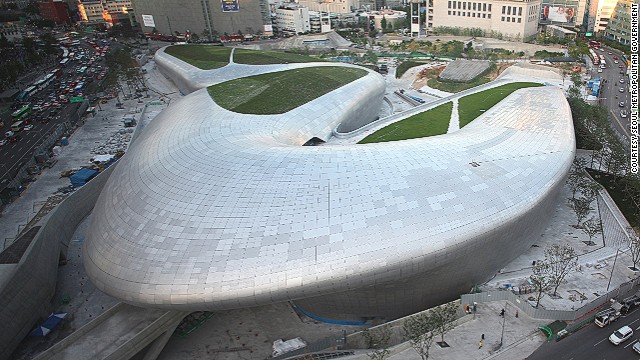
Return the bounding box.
[39,0,71,24]
[425,0,542,41]
[539,0,587,27]
[584,0,618,33]
[131,0,268,37]
[604,0,634,44]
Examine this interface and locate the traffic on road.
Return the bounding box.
[1,35,112,184]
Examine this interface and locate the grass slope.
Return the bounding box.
[458,82,543,128]
[359,102,453,144]
[208,67,367,114]
[233,49,321,64]
[164,45,231,70]
[427,76,491,93]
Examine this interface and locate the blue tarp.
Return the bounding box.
[70,168,98,188]
[29,312,67,337]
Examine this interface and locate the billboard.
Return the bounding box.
[221,0,239,12]
[263,24,273,36]
[141,14,156,27]
[541,6,576,23]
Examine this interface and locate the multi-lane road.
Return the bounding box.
[589,46,631,144]
[529,307,640,359]
[0,40,105,184]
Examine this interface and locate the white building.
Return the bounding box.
[585,0,618,33]
[425,0,542,40]
[297,0,357,14]
[275,4,311,34]
[0,22,23,42]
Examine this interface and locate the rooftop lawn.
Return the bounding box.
[458,82,543,128]
[164,45,231,69]
[358,102,453,144]
[208,67,367,114]
[233,49,322,65]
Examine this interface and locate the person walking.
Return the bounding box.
[479,340,483,349]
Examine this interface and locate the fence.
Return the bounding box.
[461,276,640,326]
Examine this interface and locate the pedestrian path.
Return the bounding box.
[447,99,460,133]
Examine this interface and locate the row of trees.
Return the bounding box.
[0,32,59,91]
[363,302,459,360]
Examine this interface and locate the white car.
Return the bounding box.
[621,110,628,118]
[23,124,34,131]
[633,341,640,354]
[610,325,633,345]
[597,68,603,73]
[0,139,7,146]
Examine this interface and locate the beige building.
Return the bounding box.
[296,0,357,14]
[430,0,542,40]
[585,0,618,33]
[78,0,132,22]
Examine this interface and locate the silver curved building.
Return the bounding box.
[84,48,575,321]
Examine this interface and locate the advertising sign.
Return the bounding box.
[263,24,273,35]
[541,6,576,23]
[221,0,240,12]
[141,14,156,27]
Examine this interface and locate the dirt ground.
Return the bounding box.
[411,62,514,89]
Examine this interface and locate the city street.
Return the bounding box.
[590,46,630,144]
[529,306,640,359]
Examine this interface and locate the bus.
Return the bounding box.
[11,105,31,121]
[589,41,601,49]
[52,68,63,78]
[589,49,599,65]
[74,82,85,95]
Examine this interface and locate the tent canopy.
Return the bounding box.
[29,312,67,337]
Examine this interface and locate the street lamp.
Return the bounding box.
[607,247,622,292]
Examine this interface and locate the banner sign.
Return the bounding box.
[221,0,240,12]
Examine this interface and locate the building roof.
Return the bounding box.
[83,49,575,311]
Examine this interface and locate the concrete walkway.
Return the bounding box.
[448,98,460,133]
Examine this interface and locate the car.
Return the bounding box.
[621,110,628,118]
[620,87,625,93]
[619,101,625,107]
[0,139,7,146]
[608,52,613,55]
[597,68,603,73]
[620,70,625,75]
[5,130,14,138]
[610,326,633,345]
[619,64,624,68]
[620,78,625,83]
[614,60,619,64]
[23,124,33,131]
[613,55,619,60]
[634,340,640,354]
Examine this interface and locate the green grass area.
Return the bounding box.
[233,49,322,65]
[164,45,231,69]
[458,82,543,128]
[427,76,492,93]
[208,67,367,114]
[587,169,640,228]
[396,61,428,79]
[358,102,453,144]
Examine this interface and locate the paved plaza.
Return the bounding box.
[439,59,492,82]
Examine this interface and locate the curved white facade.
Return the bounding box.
[84,48,575,320]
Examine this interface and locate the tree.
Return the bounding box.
[567,197,592,226]
[580,180,601,202]
[431,302,458,344]
[380,16,387,32]
[628,228,640,271]
[566,173,583,199]
[363,326,392,360]
[404,311,437,360]
[543,244,578,296]
[531,261,553,308]
[581,217,602,244]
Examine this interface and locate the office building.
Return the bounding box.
[584,0,618,33]
[39,0,71,24]
[131,0,268,38]
[296,0,357,14]
[604,0,634,45]
[428,0,542,40]
[275,4,310,34]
